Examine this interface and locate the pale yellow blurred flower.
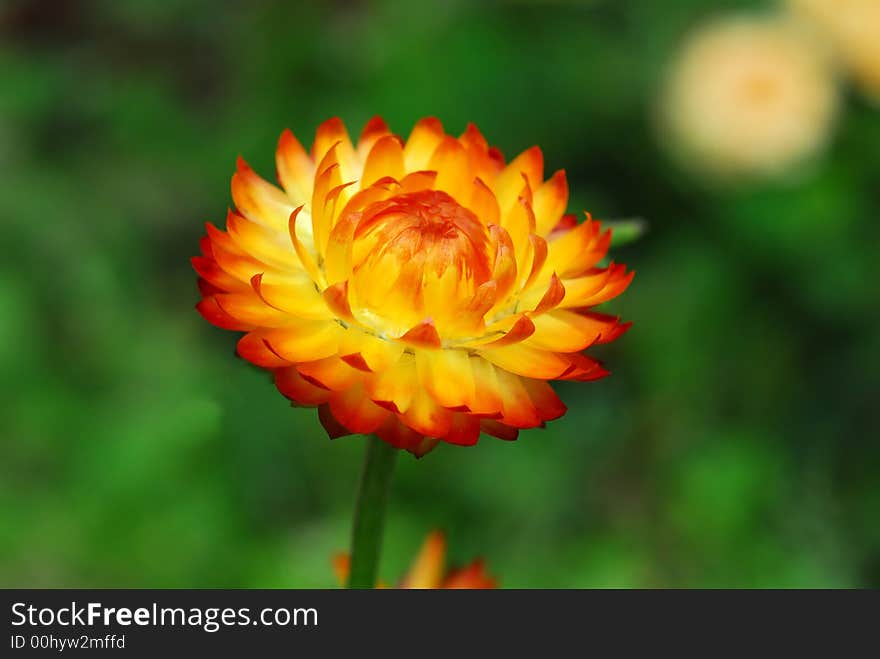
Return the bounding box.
[660,15,839,180]
[787,0,880,103]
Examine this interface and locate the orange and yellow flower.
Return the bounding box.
[194,117,632,455]
[333,530,497,589]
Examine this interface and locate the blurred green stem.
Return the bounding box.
[348,435,398,588]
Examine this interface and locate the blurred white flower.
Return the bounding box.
[787,0,880,103]
[660,15,839,180]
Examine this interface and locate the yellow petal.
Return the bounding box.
[311,117,360,182]
[263,321,344,362]
[226,211,299,271]
[276,129,315,204]
[232,158,296,230]
[364,354,417,414]
[468,357,504,417]
[480,343,570,380]
[417,349,475,410]
[357,116,392,160]
[404,117,446,171]
[214,292,293,327]
[544,216,610,279]
[429,136,475,203]
[297,356,363,391]
[338,330,405,373]
[361,135,405,188]
[401,531,446,589]
[526,309,605,352]
[250,272,331,320]
[494,146,543,213]
[532,170,568,237]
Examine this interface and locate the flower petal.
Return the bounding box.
[328,383,390,434]
[459,122,502,184]
[237,331,291,368]
[502,194,537,276]
[404,117,446,171]
[214,292,293,327]
[357,115,392,160]
[521,378,567,421]
[318,402,353,438]
[494,146,543,213]
[468,357,504,417]
[338,330,405,373]
[445,412,481,446]
[298,356,363,391]
[191,254,249,294]
[362,135,405,188]
[399,319,443,349]
[275,367,332,406]
[526,309,606,352]
[401,389,453,438]
[480,343,571,380]
[195,296,254,331]
[533,169,569,237]
[232,158,296,230]
[364,354,417,414]
[429,136,475,203]
[276,129,315,204]
[251,272,332,320]
[398,170,437,194]
[480,419,519,441]
[400,531,446,589]
[287,206,324,286]
[312,117,359,182]
[310,154,344,258]
[417,349,475,409]
[488,224,518,303]
[560,353,609,381]
[494,368,543,428]
[262,321,344,362]
[545,215,611,278]
[322,281,355,323]
[477,313,535,348]
[559,265,633,308]
[527,272,566,315]
[227,210,298,270]
[466,177,501,226]
[375,415,433,455]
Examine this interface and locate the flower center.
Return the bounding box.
[349,190,493,338]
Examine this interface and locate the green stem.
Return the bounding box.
[348,435,398,588]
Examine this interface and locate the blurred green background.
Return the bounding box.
[1,0,878,588]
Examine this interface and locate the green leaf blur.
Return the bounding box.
[1,0,877,588]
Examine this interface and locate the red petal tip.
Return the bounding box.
[399,319,442,349]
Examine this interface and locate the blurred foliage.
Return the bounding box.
[1,0,878,588]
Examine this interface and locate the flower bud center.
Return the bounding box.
[350,190,492,337]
